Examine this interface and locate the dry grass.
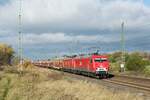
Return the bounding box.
[0,66,148,100]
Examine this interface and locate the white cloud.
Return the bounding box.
[0,0,150,33]
[24,32,119,44]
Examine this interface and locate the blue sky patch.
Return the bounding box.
[0,0,9,5]
[144,0,150,6]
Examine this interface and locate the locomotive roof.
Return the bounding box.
[48,54,108,61]
[63,54,108,60]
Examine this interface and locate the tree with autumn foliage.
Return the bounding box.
[0,43,14,65]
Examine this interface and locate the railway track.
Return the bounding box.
[35,65,150,95]
[103,78,150,93]
[70,72,150,93]
[60,70,150,94]
[105,74,150,92]
[54,68,150,94]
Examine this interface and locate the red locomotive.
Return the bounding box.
[34,54,110,78]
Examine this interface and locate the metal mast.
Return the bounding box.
[18,0,23,68]
[120,22,125,72]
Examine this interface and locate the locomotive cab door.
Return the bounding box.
[89,58,94,72]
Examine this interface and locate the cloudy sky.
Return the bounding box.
[0,0,150,60]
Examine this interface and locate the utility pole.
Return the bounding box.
[18,0,23,70]
[120,22,125,72]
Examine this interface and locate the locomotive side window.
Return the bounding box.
[94,58,107,62]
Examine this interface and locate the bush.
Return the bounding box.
[143,65,150,76]
[141,59,150,66]
[108,52,122,63]
[108,52,129,63]
[0,43,14,66]
[108,52,150,73]
[126,54,147,71]
[109,63,120,72]
[3,66,19,74]
[22,60,34,69]
[11,56,19,66]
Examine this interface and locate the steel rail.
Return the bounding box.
[34,64,150,93]
[103,79,150,92]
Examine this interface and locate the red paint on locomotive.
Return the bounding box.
[34,54,110,76]
[62,54,109,75]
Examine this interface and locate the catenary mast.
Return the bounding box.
[18,0,23,70]
[120,22,125,72]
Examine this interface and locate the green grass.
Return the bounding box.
[1,77,11,100]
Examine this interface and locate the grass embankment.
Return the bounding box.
[0,66,147,100]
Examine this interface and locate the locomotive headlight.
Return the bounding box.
[96,67,107,72]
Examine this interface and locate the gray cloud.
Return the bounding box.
[0,32,119,45]
[0,0,150,34]
[0,0,150,59]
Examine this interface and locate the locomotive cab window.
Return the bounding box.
[94,58,107,62]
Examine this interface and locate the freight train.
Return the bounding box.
[33,54,110,78]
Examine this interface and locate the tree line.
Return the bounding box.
[108,51,150,71]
